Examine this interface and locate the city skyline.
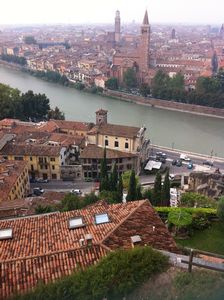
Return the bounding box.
[0,0,224,26]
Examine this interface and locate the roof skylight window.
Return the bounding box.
[69,217,85,229]
[95,213,109,224]
[0,228,13,240]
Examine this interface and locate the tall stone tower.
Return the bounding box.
[139,10,150,76]
[96,109,108,125]
[220,24,224,39]
[115,10,121,43]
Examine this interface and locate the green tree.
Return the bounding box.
[180,192,216,208]
[35,204,55,214]
[21,90,50,120]
[110,163,118,191]
[217,197,224,221]
[118,176,124,202]
[151,70,170,98]
[143,188,153,201]
[136,184,143,200]
[122,170,139,190]
[60,194,80,211]
[123,68,137,88]
[126,169,137,201]
[168,209,193,235]
[99,148,109,192]
[48,106,65,120]
[161,171,170,206]
[105,77,118,90]
[153,172,162,205]
[139,83,151,97]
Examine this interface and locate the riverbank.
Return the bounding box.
[104,90,224,119]
[0,60,24,72]
[1,61,224,119]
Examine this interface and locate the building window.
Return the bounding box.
[15,156,23,161]
[52,174,57,179]
[114,141,119,148]
[30,157,33,161]
[50,157,55,162]
[52,165,55,170]
[105,139,109,146]
[31,165,34,171]
[125,142,129,149]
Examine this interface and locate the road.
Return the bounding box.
[151,145,224,172]
[31,180,95,194]
[31,145,224,193]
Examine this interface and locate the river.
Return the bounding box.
[0,65,223,157]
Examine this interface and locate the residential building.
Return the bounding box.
[0,200,177,299]
[87,109,146,153]
[0,159,30,202]
[0,144,67,180]
[80,144,138,178]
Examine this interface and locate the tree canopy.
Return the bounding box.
[123,68,137,88]
[0,83,64,121]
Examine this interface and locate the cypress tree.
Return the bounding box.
[126,169,137,201]
[161,171,170,206]
[110,163,118,191]
[118,176,124,202]
[153,172,162,206]
[136,184,143,200]
[99,148,109,192]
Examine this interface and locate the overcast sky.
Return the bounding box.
[1,0,224,25]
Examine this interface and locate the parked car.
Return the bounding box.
[172,159,177,166]
[70,189,82,195]
[187,162,194,169]
[180,153,191,161]
[203,160,213,167]
[33,187,45,196]
[84,178,93,182]
[176,160,182,167]
[36,178,49,183]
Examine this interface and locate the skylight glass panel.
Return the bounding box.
[0,228,13,240]
[95,213,109,224]
[69,217,84,229]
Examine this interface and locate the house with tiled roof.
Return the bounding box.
[87,109,146,153]
[0,143,67,180]
[80,144,138,178]
[0,200,177,299]
[0,159,30,203]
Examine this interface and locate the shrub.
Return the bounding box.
[217,197,224,222]
[155,207,217,221]
[191,211,210,230]
[12,247,169,300]
[180,192,216,208]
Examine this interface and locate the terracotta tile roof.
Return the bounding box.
[0,160,28,202]
[52,120,91,132]
[88,123,140,138]
[80,144,137,159]
[1,143,63,157]
[0,200,177,298]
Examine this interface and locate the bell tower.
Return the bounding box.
[115,10,121,43]
[139,10,150,75]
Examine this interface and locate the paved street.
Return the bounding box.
[31,180,95,194]
[30,145,224,194]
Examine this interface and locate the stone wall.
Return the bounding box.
[61,165,82,181]
[105,90,224,118]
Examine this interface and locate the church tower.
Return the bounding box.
[115,10,121,43]
[139,10,150,76]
